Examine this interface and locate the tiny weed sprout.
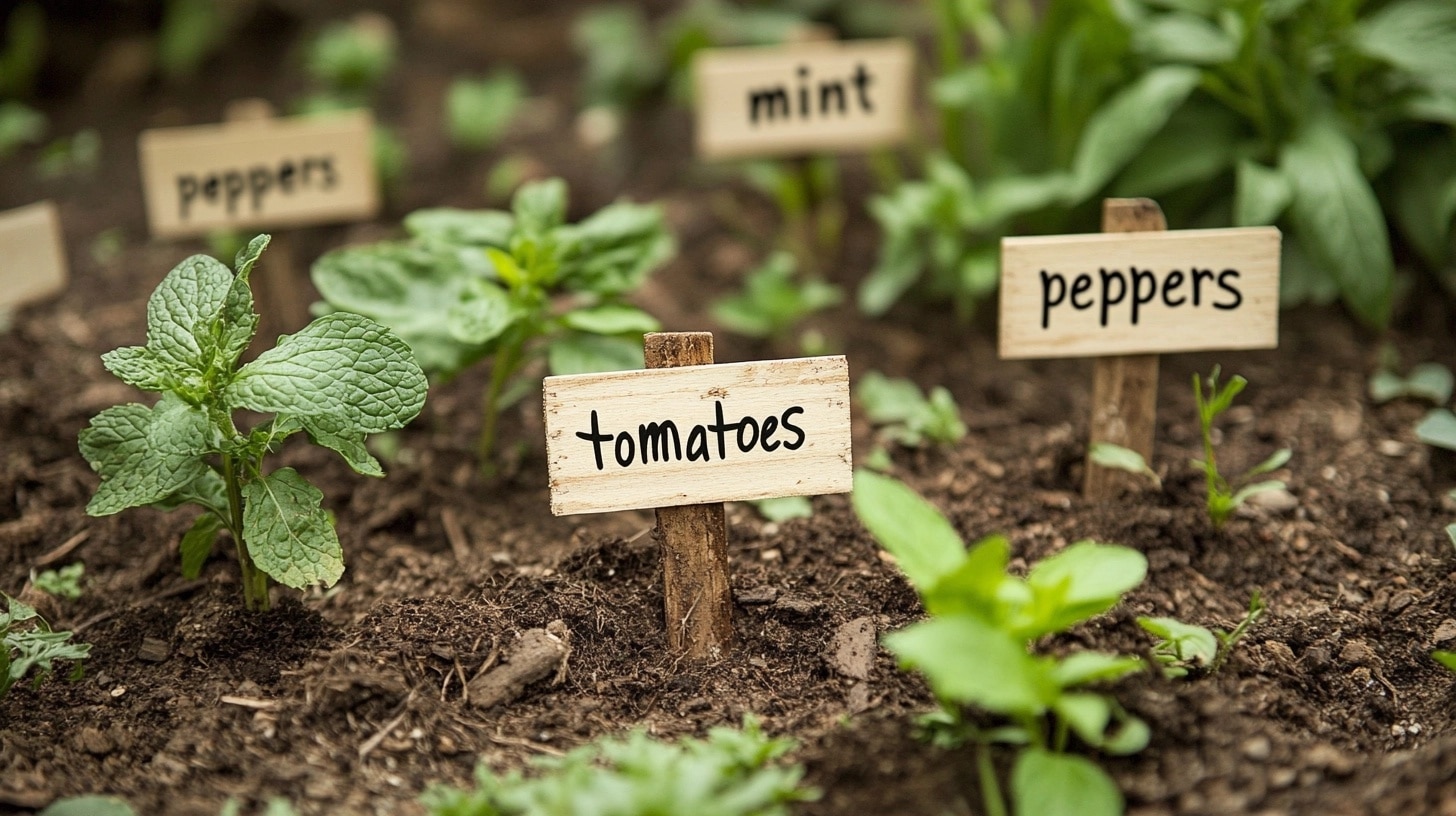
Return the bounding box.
[312,177,673,469]
[420,716,817,816]
[31,563,84,600]
[855,372,966,450]
[710,251,842,350]
[1088,442,1162,489]
[446,71,526,152]
[1193,367,1291,528]
[1369,352,1453,405]
[2,593,91,699]
[80,236,427,611]
[853,469,1150,816]
[1139,592,1266,679]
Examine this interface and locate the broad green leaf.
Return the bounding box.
[1416,408,1456,451]
[404,208,514,247]
[547,333,643,376]
[1279,118,1394,329]
[1102,714,1152,755]
[513,177,568,235]
[180,512,224,579]
[446,279,516,345]
[1112,101,1239,198]
[977,173,1074,227]
[1053,692,1111,747]
[1049,652,1146,687]
[301,414,384,477]
[561,304,661,336]
[1138,616,1218,666]
[79,400,211,516]
[226,313,427,435]
[1235,160,1293,227]
[852,469,967,591]
[857,233,924,316]
[149,468,228,518]
[242,468,344,589]
[1134,12,1239,64]
[144,253,236,375]
[923,534,1011,619]
[101,345,172,392]
[564,201,675,295]
[234,234,271,278]
[857,372,933,425]
[1435,651,1456,672]
[1068,66,1201,201]
[885,616,1051,716]
[1352,0,1456,86]
[446,71,526,150]
[38,795,136,816]
[749,495,813,522]
[1088,442,1161,488]
[1024,541,1146,636]
[1011,750,1122,816]
[1390,137,1456,268]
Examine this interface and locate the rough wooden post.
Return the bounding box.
[644,332,735,658]
[1084,198,1165,500]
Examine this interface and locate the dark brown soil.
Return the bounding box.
[4,3,1456,815]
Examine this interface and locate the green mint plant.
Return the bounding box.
[1088,443,1162,489]
[1193,367,1291,528]
[1139,592,1266,679]
[80,236,427,612]
[446,71,525,152]
[421,716,817,816]
[710,251,842,351]
[312,178,672,468]
[853,469,1149,816]
[31,563,83,600]
[855,372,966,450]
[2,593,90,699]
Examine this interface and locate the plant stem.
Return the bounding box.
[931,0,967,162]
[976,743,1009,816]
[222,451,269,612]
[477,340,523,472]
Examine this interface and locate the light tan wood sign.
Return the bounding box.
[999,226,1281,359]
[694,39,913,160]
[0,201,67,311]
[544,356,852,515]
[138,109,379,239]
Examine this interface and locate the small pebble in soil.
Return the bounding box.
[1433,619,1456,644]
[760,548,781,561]
[1377,440,1407,457]
[1242,736,1272,761]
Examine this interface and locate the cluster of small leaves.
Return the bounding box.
[1194,367,1290,528]
[312,178,673,464]
[80,236,427,610]
[32,563,84,600]
[853,469,1149,816]
[421,716,817,816]
[855,372,966,450]
[2,593,90,699]
[711,251,842,346]
[447,71,526,152]
[1139,592,1266,679]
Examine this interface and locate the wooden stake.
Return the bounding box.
[644,332,735,658]
[1084,199,1165,500]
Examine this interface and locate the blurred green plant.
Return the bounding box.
[446,71,526,152]
[157,0,228,80]
[1139,592,1266,679]
[0,101,45,157]
[31,563,83,600]
[2,593,90,699]
[1193,367,1290,528]
[856,371,966,450]
[0,3,45,99]
[35,128,99,180]
[711,251,842,349]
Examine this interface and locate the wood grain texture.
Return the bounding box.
[693,39,913,160]
[0,201,67,311]
[1085,199,1165,500]
[138,109,378,239]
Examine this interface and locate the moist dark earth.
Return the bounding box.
[4,2,1456,815]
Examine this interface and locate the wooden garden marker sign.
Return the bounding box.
[0,200,68,313]
[999,199,1281,498]
[693,38,914,160]
[543,332,852,657]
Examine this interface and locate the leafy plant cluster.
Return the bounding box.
[853,469,1150,816]
[2,593,90,699]
[80,236,427,611]
[311,178,673,466]
[1139,592,1266,679]
[1193,367,1290,527]
[855,371,966,451]
[867,0,1456,327]
[710,250,841,352]
[447,71,526,153]
[421,716,816,816]
[32,563,84,600]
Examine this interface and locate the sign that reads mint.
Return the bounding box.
[998,227,1281,359]
[693,39,913,160]
[544,356,851,516]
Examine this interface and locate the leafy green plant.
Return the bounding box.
[446,71,526,152]
[853,469,1149,816]
[711,251,841,349]
[32,563,83,600]
[1193,367,1291,528]
[1087,443,1162,489]
[421,716,816,816]
[304,14,397,101]
[79,236,427,611]
[0,100,45,157]
[1139,592,1266,678]
[312,178,672,467]
[35,128,99,180]
[0,2,44,99]
[2,593,90,699]
[855,372,966,450]
[1369,357,1453,406]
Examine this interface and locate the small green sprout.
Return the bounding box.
[1369,355,1453,405]
[856,372,966,450]
[1435,651,1456,673]
[446,71,526,151]
[38,796,135,816]
[2,593,90,699]
[1088,442,1161,489]
[1193,367,1291,528]
[1417,409,1456,452]
[1139,592,1266,678]
[31,563,83,600]
[305,14,397,99]
[710,251,842,348]
[748,495,813,523]
[80,236,427,611]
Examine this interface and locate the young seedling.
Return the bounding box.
[1368,349,1453,405]
[446,71,526,152]
[1139,592,1266,678]
[80,236,427,611]
[710,251,842,352]
[1193,366,1291,528]
[1435,651,1456,674]
[855,371,966,450]
[853,469,1149,816]
[2,593,90,699]
[312,178,673,469]
[304,13,397,102]
[1088,442,1162,489]
[31,563,83,600]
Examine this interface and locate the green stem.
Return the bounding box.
[222,450,269,612]
[478,340,524,472]
[931,0,967,161]
[976,743,1009,816]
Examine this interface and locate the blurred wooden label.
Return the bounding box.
[138,110,379,239]
[999,227,1281,359]
[544,356,852,515]
[694,39,913,160]
[0,201,67,310]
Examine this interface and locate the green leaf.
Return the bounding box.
[1279,118,1394,329]
[404,208,514,247]
[1011,750,1122,816]
[561,304,661,335]
[1416,408,1456,451]
[446,279,516,345]
[749,495,813,522]
[513,177,568,235]
[1244,448,1291,477]
[1102,714,1151,755]
[1053,692,1112,747]
[446,71,526,151]
[301,414,383,477]
[1352,0,1456,86]
[144,253,237,375]
[1139,616,1218,666]
[563,201,675,295]
[546,333,643,375]
[180,512,225,579]
[234,234,271,278]
[1024,541,1147,636]
[1229,479,1285,507]
[1112,101,1239,198]
[1068,66,1202,201]
[1434,651,1456,672]
[923,535,1012,619]
[242,468,344,589]
[100,345,173,392]
[1049,652,1146,687]
[38,796,136,816]
[852,469,967,592]
[226,313,428,435]
[79,399,212,516]
[1234,159,1293,227]
[1390,137,1456,268]
[1088,442,1161,488]
[1134,12,1239,64]
[885,616,1052,716]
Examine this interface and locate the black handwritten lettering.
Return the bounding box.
[747,63,875,126]
[639,420,681,463]
[576,410,613,471]
[578,402,810,468]
[1215,270,1242,309]
[1035,264,1246,329]
[1040,271,1065,329]
[174,154,340,221]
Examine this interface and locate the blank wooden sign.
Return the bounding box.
[694,39,913,160]
[0,201,67,311]
[544,356,852,515]
[999,227,1281,359]
[138,109,379,239]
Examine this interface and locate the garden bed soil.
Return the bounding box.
[4,2,1456,814]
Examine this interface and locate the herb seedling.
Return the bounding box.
[1088,442,1162,489]
[710,251,841,351]
[421,715,816,816]
[1369,351,1453,406]
[853,469,1149,816]
[1140,592,1266,679]
[855,372,966,450]
[31,563,83,600]
[312,178,673,468]
[2,593,90,699]
[304,14,396,101]
[1193,367,1290,528]
[446,71,525,152]
[80,236,427,611]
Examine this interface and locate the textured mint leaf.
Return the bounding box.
[234,234,271,278]
[242,468,344,589]
[101,346,173,392]
[301,414,384,477]
[79,400,211,516]
[180,512,225,579]
[446,279,516,345]
[225,313,427,435]
[151,468,229,518]
[145,254,235,374]
[218,262,260,370]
